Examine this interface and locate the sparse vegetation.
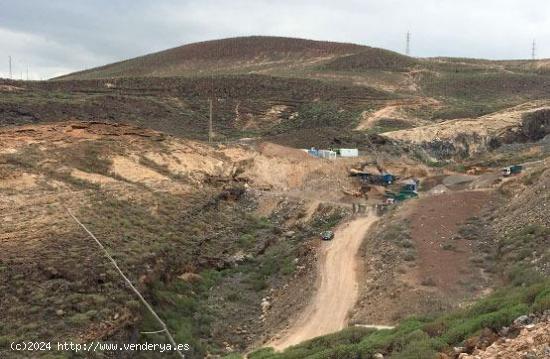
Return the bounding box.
[250,278,550,359]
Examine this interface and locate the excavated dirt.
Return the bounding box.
[404,190,493,293]
[383,101,550,145]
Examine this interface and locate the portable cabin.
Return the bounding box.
[338,148,359,157]
[317,149,337,159]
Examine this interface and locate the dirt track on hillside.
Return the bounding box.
[355,105,399,130]
[267,213,377,351]
[354,98,438,131]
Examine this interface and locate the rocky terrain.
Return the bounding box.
[459,312,550,359]
[383,101,550,159]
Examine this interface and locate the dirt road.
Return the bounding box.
[355,105,398,130]
[267,213,377,351]
[354,98,438,131]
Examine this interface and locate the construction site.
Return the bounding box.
[1,13,550,359]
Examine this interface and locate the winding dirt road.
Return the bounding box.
[267,213,377,351]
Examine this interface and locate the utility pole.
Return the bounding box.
[8,56,12,79]
[208,98,213,143]
[532,39,536,61]
[406,31,411,56]
[26,65,29,81]
[208,75,214,143]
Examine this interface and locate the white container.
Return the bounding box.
[338,148,359,157]
[317,150,337,159]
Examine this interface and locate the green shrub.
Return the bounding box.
[532,289,550,313]
[249,347,276,359]
[226,292,241,302]
[506,264,544,286]
[422,321,448,337]
[392,330,438,359]
[239,234,255,247]
[479,303,529,331]
[222,354,244,359]
[67,313,90,325]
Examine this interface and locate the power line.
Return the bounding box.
[65,208,185,359]
[208,98,213,143]
[208,75,214,143]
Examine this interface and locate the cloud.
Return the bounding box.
[0,0,549,78]
[0,27,112,79]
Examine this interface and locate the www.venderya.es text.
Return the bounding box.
[10,341,190,353]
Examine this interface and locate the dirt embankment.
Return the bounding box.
[352,189,495,326]
[381,101,550,159]
[266,213,377,351]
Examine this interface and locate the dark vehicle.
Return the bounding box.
[385,189,418,202]
[350,171,397,186]
[320,231,334,241]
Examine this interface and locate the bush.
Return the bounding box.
[239,234,255,248]
[249,348,276,359]
[422,321,448,337]
[67,313,91,325]
[222,354,244,359]
[392,333,437,359]
[532,289,550,313]
[506,264,544,286]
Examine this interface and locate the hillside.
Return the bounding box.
[0,121,370,357]
[44,37,550,151]
[2,34,550,359]
[55,36,370,80]
[0,120,447,358]
[0,75,395,148]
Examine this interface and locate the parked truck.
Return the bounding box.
[502,165,523,177]
[350,169,397,186]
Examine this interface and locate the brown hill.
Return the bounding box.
[323,47,417,71]
[56,36,373,80]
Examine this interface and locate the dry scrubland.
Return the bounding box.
[1,36,550,358]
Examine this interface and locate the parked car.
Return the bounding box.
[320,231,334,241]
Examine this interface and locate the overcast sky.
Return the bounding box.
[1,0,549,79]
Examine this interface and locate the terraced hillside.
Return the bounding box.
[0,75,396,148]
[3,37,550,151]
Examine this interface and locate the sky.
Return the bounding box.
[0,0,549,79]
